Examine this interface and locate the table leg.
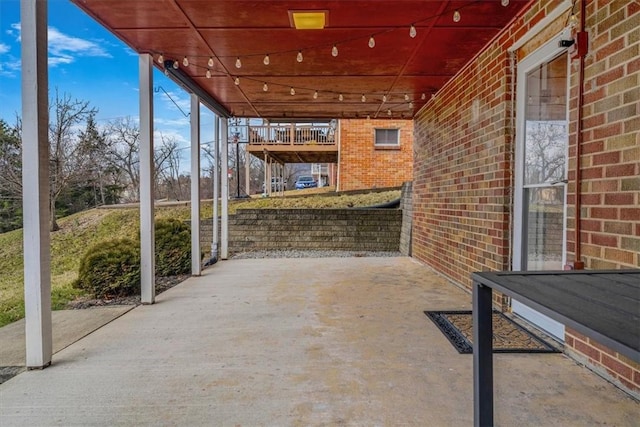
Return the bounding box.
[473,281,493,427]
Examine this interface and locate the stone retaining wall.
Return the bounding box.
[228,208,401,254]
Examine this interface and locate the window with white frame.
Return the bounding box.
[374,128,400,147]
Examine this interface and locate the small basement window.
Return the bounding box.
[374,128,400,147]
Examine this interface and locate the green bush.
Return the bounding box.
[74,238,141,298]
[155,218,192,276]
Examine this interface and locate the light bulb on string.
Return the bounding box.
[263,82,268,92]
[157,53,164,64]
[234,77,240,85]
[409,101,414,109]
[501,0,509,6]
[331,45,338,57]
[382,94,387,103]
[569,14,579,29]
[235,57,242,68]
[172,60,179,69]
[297,51,303,63]
[361,94,366,102]
[263,54,270,65]
[387,109,392,116]
[208,57,214,67]
[421,93,426,100]
[205,69,212,79]
[338,94,344,101]
[313,90,318,99]
[182,56,189,67]
[368,36,376,48]
[404,93,410,101]
[453,10,461,22]
[409,24,417,38]
[290,87,296,96]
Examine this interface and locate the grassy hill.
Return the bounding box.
[0,189,401,327]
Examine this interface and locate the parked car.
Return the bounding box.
[294,176,318,189]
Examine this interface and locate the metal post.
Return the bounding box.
[190,94,201,275]
[245,144,251,196]
[235,136,240,198]
[473,282,494,427]
[212,117,219,260]
[220,119,229,259]
[139,54,155,304]
[21,0,52,369]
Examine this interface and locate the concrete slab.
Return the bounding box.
[0,306,134,367]
[0,257,637,426]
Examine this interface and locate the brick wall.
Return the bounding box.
[412,0,639,395]
[339,119,413,191]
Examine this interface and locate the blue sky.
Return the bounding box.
[0,0,213,156]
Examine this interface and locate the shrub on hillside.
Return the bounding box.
[74,238,141,298]
[155,218,192,276]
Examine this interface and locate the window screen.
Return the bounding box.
[374,128,400,146]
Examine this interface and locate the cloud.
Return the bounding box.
[7,23,112,70]
[0,43,9,54]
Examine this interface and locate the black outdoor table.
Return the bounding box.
[471,269,640,427]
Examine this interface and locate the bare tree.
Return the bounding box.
[104,116,140,202]
[0,117,23,197]
[48,90,97,231]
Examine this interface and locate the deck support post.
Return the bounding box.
[220,119,229,259]
[190,94,201,275]
[139,53,155,304]
[21,0,52,369]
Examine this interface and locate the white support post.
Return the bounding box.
[21,0,51,369]
[190,94,201,275]
[220,119,229,260]
[263,151,268,196]
[245,144,251,196]
[139,54,155,304]
[212,116,220,261]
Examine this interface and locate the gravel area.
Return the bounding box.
[231,250,403,259]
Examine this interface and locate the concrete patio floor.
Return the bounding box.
[0,257,637,426]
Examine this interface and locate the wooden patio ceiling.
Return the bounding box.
[71,0,528,120]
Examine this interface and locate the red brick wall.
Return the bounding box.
[338,119,413,191]
[412,0,639,396]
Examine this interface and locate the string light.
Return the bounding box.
[290,87,296,95]
[235,57,242,68]
[157,53,164,64]
[313,90,318,99]
[387,109,392,116]
[263,82,268,92]
[172,60,179,69]
[382,95,388,103]
[361,94,366,102]
[421,93,426,100]
[409,101,414,109]
[569,14,579,29]
[263,54,270,65]
[207,57,214,67]
[339,94,344,101]
[331,45,338,57]
[206,69,212,79]
[404,93,410,101]
[501,0,509,6]
[453,10,461,22]
[368,36,376,48]
[182,56,189,67]
[234,77,240,85]
[296,51,303,62]
[409,24,417,38]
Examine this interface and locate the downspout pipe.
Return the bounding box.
[568,0,587,270]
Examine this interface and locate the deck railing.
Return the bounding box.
[248,124,335,145]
